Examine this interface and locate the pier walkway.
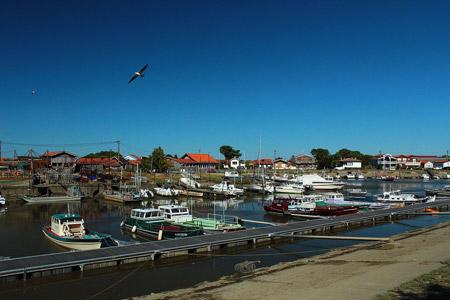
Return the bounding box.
[1,198,449,281]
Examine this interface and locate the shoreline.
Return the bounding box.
[135,220,450,300]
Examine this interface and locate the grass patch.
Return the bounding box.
[374,261,450,300]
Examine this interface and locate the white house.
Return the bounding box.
[422,161,434,169]
[339,158,362,169]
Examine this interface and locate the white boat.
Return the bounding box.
[179,176,201,189]
[0,194,5,206]
[210,181,244,196]
[323,192,388,209]
[224,171,239,178]
[158,204,193,223]
[376,190,433,204]
[140,188,154,198]
[346,173,356,180]
[301,174,345,190]
[154,187,179,197]
[357,174,365,180]
[244,183,274,194]
[275,183,304,194]
[23,186,83,204]
[42,213,115,250]
[421,174,430,180]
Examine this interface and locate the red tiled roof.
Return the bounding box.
[41,151,77,158]
[253,158,273,165]
[182,153,218,164]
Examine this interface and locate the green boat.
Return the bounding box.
[157,205,245,233]
[121,208,203,239]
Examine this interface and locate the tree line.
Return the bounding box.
[311,148,372,169]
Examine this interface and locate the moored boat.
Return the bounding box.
[210,181,244,196]
[158,204,244,232]
[23,186,83,204]
[43,213,116,250]
[121,208,203,239]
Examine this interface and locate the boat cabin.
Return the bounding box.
[158,205,193,223]
[51,213,85,238]
[130,208,164,221]
[323,192,345,201]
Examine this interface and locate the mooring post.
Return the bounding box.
[79,264,84,272]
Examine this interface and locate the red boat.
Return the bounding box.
[289,205,359,219]
[263,199,292,215]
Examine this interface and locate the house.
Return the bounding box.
[395,155,442,169]
[422,161,434,169]
[274,159,296,170]
[176,153,219,169]
[249,158,273,169]
[338,158,362,169]
[373,154,397,170]
[76,157,121,172]
[290,154,317,169]
[41,151,77,168]
[124,154,142,171]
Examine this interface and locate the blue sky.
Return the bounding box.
[1,0,450,159]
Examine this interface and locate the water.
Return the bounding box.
[0,179,449,299]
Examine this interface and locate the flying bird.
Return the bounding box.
[31,90,36,95]
[128,64,148,84]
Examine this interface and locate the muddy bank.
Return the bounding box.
[135,221,450,300]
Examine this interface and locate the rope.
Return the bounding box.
[84,260,149,300]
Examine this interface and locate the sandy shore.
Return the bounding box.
[136,221,450,300]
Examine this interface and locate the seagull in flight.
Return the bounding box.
[31,90,36,95]
[128,64,148,84]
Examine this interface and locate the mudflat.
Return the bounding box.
[136,221,450,300]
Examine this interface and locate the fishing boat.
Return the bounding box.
[22,186,83,204]
[376,190,434,204]
[289,205,359,219]
[103,188,141,203]
[158,204,244,232]
[322,192,388,209]
[263,198,292,215]
[244,182,274,194]
[210,181,244,196]
[179,176,201,189]
[121,208,203,239]
[346,188,368,200]
[43,213,116,250]
[301,174,345,190]
[154,186,179,197]
[274,183,304,194]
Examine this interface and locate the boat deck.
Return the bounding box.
[1,198,449,280]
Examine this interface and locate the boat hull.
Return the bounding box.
[42,227,102,250]
[23,195,81,204]
[122,218,203,239]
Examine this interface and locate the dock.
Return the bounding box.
[1,198,449,282]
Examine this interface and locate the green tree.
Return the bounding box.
[85,151,120,158]
[219,145,241,160]
[311,148,332,169]
[142,147,168,172]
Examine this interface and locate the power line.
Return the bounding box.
[1,140,119,147]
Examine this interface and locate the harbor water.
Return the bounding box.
[0,179,449,299]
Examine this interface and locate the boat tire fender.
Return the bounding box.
[131,225,137,233]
